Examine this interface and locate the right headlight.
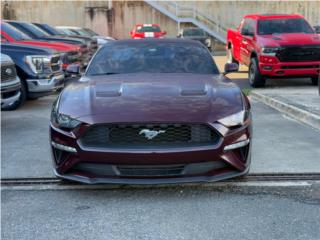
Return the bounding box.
[25,55,51,74]
[261,47,282,56]
[218,110,249,127]
[51,98,81,130]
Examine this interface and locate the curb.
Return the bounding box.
[251,91,320,130]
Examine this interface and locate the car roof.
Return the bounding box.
[244,13,304,20]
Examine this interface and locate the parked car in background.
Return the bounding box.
[1,22,81,71]
[5,20,91,66]
[1,53,21,110]
[226,14,320,87]
[129,24,166,39]
[50,39,250,184]
[177,27,212,50]
[55,26,98,52]
[1,43,64,107]
[54,26,114,46]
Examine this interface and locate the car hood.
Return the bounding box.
[58,73,243,124]
[257,33,320,47]
[18,40,79,52]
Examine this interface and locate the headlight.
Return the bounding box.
[51,98,81,130]
[205,38,211,47]
[261,47,281,56]
[218,110,248,127]
[25,55,51,74]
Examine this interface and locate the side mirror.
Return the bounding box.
[129,31,133,36]
[224,63,239,74]
[314,26,320,34]
[177,33,182,38]
[66,63,80,75]
[163,30,167,35]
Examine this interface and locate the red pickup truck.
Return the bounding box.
[226,14,320,87]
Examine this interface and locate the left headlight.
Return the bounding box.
[51,98,81,130]
[218,110,249,127]
[25,55,51,74]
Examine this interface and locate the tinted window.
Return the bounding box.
[137,26,161,33]
[38,24,62,35]
[183,28,206,36]
[258,18,314,35]
[1,23,31,40]
[241,19,255,35]
[86,42,219,75]
[84,28,98,36]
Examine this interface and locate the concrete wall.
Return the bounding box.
[178,0,320,29]
[2,0,320,39]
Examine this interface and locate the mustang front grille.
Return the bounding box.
[80,123,220,149]
[276,45,320,62]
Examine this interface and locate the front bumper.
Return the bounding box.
[259,60,320,77]
[50,121,252,184]
[1,77,21,108]
[26,73,65,96]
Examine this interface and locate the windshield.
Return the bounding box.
[183,28,206,37]
[136,25,161,33]
[84,28,98,36]
[258,18,315,35]
[9,22,50,38]
[1,23,32,40]
[86,42,218,75]
[58,28,77,35]
[39,24,62,35]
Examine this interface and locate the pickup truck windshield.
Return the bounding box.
[183,28,206,37]
[1,23,32,40]
[258,18,314,35]
[86,42,219,75]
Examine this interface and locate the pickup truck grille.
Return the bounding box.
[1,63,17,83]
[80,123,220,149]
[50,55,61,72]
[276,45,320,62]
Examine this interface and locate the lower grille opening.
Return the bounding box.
[117,165,185,177]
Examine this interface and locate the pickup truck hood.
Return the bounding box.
[258,33,320,47]
[17,40,79,52]
[58,73,243,124]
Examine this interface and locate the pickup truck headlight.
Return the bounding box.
[25,55,51,74]
[205,38,211,47]
[218,110,249,127]
[261,47,281,56]
[51,98,81,130]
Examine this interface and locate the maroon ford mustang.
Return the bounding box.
[50,39,252,184]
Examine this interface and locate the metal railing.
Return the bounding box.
[145,0,227,43]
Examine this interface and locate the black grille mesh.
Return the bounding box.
[80,124,220,149]
[276,45,320,62]
[1,64,17,83]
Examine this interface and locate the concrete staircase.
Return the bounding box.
[145,0,227,44]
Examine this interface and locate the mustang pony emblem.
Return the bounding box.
[139,129,166,140]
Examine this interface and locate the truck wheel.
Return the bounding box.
[227,48,239,65]
[311,76,319,86]
[249,58,266,88]
[2,81,27,111]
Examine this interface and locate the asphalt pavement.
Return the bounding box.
[2,185,320,240]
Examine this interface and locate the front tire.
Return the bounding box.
[311,76,319,86]
[249,58,266,88]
